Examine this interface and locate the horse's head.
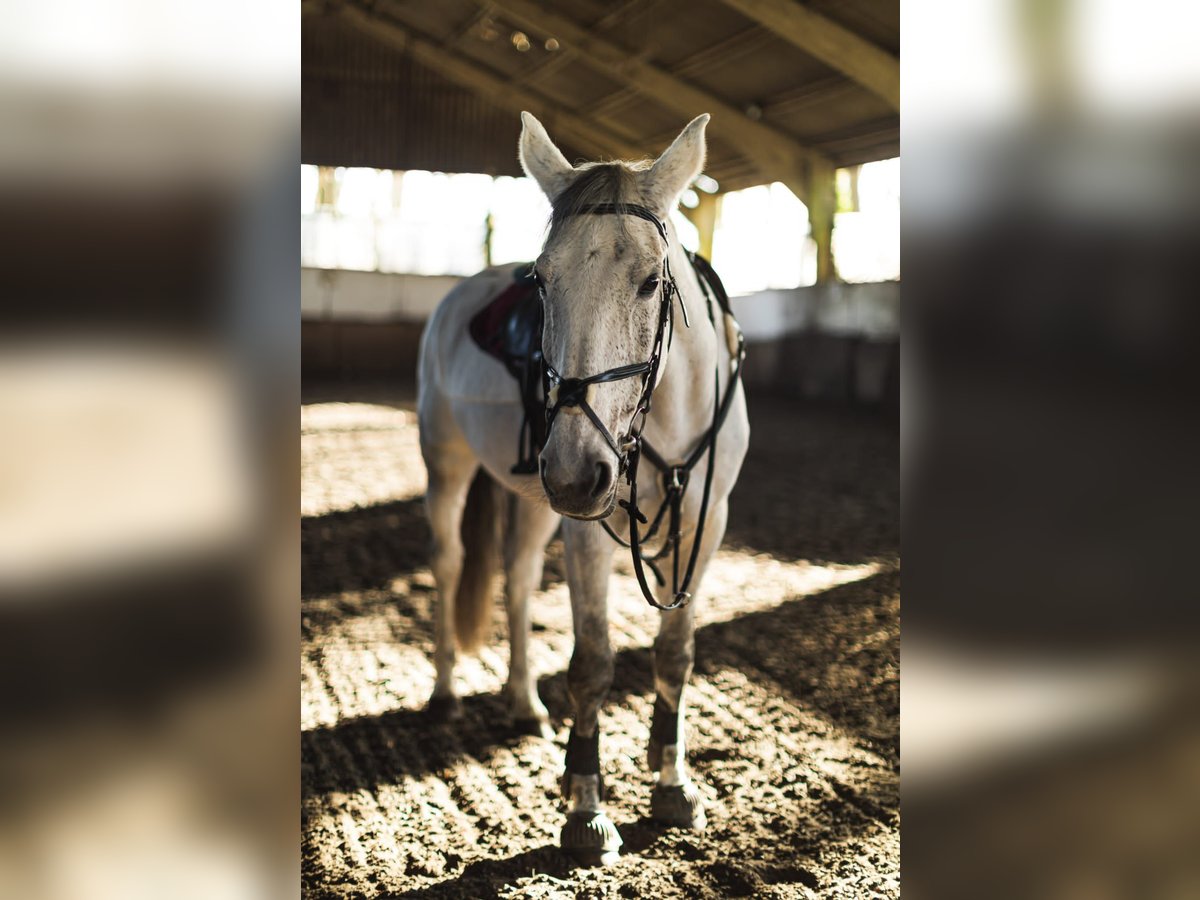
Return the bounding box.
[519,112,709,519]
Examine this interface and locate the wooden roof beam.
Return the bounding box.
[591,88,640,120]
[809,117,900,154]
[762,75,858,116]
[477,0,828,182]
[590,29,769,118]
[338,3,644,164]
[512,49,577,88]
[354,1,657,155]
[445,5,495,47]
[715,0,899,111]
[669,26,772,78]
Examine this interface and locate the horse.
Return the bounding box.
[416,111,749,864]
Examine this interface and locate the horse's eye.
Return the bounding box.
[638,275,660,297]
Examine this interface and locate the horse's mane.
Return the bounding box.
[547,162,649,242]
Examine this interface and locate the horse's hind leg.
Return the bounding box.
[647,498,729,831]
[558,519,621,865]
[423,444,477,720]
[503,494,559,737]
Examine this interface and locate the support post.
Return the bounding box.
[316,166,338,210]
[684,192,720,260]
[846,164,861,213]
[483,211,494,268]
[807,160,837,284]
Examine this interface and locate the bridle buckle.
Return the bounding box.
[667,465,688,492]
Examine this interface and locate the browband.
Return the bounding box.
[575,203,669,244]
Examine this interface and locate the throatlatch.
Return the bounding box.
[536,202,746,611]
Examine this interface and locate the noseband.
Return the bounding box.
[537,202,745,611]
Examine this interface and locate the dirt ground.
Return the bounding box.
[301,385,899,899]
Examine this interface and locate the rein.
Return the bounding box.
[537,202,745,611]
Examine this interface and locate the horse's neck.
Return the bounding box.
[644,240,719,457]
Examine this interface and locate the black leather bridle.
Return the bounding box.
[535,202,745,611]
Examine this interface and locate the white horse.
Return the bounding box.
[417,112,749,864]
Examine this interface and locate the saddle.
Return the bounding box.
[468,264,546,474]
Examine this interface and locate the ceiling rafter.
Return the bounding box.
[667,26,772,78]
[585,26,835,132]
[762,76,858,116]
[590,0,654,31]
[714,0,899,110]
[475,0,831,184]
[815,128,899,158]
[359,0,788,184]
[512,47,577,87]
[589,87,640,120]
[808,115,899,149]
[361,0,665,154]
[562,27,822,152]
[445,5,495,47]
[338,3,644,163]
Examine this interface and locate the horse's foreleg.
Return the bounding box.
[503,494,559,736]
[423,447,477,719]
[648,498,728,831]
[650,602,696,784]
[559,518,621,864]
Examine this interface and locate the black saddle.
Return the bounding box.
[468,264,546,474]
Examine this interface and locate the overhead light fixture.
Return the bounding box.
[477,17,499,41]
[545,37,560,51]
[511,31,531,52]
[694,174,719,194]
[680,189,700,209]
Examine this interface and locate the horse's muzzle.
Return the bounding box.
[540,455,616,519]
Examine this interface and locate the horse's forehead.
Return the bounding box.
[544,224,660,269]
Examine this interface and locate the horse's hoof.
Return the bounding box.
[426,694,463,722]
[512,716,554,740]
[651,783,707,831]
[560,812,622,866]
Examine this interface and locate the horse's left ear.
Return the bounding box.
[519,111,576,201]
[643,114,710,214]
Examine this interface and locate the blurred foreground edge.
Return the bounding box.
[903,1,1200,896]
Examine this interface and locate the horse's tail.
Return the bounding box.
[454,467,502,653]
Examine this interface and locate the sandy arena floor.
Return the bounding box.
[301,387,899,898]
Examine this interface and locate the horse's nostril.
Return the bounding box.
[591,461,613,499]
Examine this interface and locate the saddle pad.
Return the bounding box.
[468,264,540,373]
[467,264,546,474]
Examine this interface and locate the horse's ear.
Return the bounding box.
[643,114,710,214]
[519,112,575,201]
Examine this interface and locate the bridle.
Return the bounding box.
[540,204,677,470]
[535,202,745,611]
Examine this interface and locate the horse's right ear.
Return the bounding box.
[519,112,575,201]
